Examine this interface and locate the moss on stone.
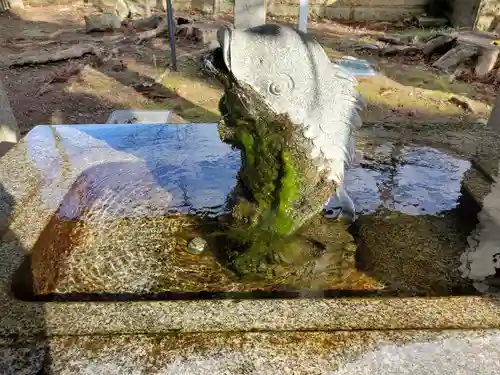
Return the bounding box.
[211,70,337,276]
[239,132,255,168]
[275,151,300,235]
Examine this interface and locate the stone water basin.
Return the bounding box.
[9,123,487,300]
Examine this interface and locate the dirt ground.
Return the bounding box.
[0,3,498,134]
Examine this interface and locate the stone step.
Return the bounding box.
[3,330,500,374]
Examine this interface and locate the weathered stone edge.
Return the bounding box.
[1,121,499,338]
[1,296,500,337]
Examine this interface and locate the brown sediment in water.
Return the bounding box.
[16,201,480,298]
[355,208,477,296]
[20,211,386,297]
[30,216,85,295]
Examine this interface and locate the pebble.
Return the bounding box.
[187,237,207,254]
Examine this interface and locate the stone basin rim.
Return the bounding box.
[2,296,500,337]
[1,121,499,337]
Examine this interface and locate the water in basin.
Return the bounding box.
[11,123,483,300]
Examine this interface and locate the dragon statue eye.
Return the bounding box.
[269,82,282,95]
[267,73,295,96]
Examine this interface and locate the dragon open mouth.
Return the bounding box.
[200,24,237,90]
[203,47,229,76]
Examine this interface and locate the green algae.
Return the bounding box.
[209,71,336,276]
[216,113,328,275]
[239,132,255,167]
[275,151,300,235]
[220,122,301,274]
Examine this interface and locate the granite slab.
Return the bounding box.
[2,330,500,374]
[1,121,500,338]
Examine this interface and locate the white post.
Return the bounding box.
[298,0,308,33]
[487,88,500,134]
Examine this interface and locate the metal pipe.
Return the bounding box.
[298,0,308,33]
[166,0,178,71]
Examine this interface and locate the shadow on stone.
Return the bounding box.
[352,185,481,297]
[0,183,52,373]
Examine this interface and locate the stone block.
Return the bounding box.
[422,35,456,57]
[191,0,215,13]
[106,109,173,124]
[234,0,266,29]
[84,13,122,33]
[171,0,214,13]
[0,80,19,157]
[266,3,299,17]
[171,0,192,11]
[418,16,450,28]
[447,0,479,28]
[255,1,428,21]
[6,331,500,374]
[266,4,351,19]
[350,0,427,5]
[475,49,499,77]
[353,6,423,21]
[192,23,219,43]
[432,43,479,72]
[177,23,220,44]
[317,5,351,20]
